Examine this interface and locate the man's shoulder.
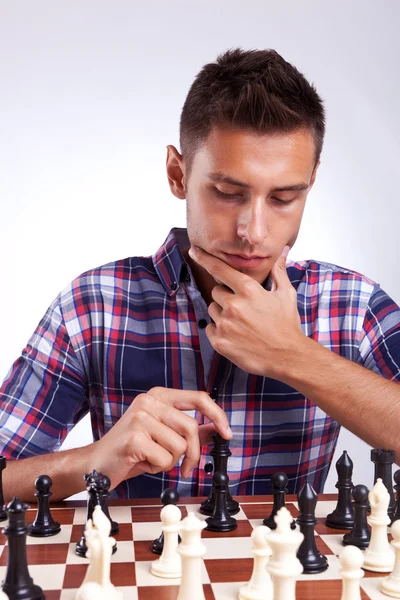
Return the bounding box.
[287,258,377,290]
[58,255,159,305]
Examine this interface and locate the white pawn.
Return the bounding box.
[76,505,122,600]
[363,478,395,572]
[151,503,182,578]
[266,507,304,600]
[0,591,8,599]
[238,525,273,600]
[339,545,364,600]
[177,512,207,600]
[380,519,400,597]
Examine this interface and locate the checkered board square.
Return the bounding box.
[0,494,393,599]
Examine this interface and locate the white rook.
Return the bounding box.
[266,507,304,600]
[177,512,207,600]
[380,518,400,597]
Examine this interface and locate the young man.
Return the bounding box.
[1,48,400,502]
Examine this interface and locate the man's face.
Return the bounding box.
[182,125,319,286]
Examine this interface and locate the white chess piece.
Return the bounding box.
[380,518,400,597]
[151,503,182,578]
[363,478,395,572]
[339,545,364,600]
[0,591,8,599]
[266,506,304,600]
[238,525,273,600]
[177,511,207,600]
[76,505,122,600]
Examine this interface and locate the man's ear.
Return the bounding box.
[166,145,186,199]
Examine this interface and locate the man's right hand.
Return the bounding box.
[91,387,232,490]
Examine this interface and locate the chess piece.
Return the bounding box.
[76,470,117,557]
[177,512,207,600]
[363,478,395,572]
[95,473,119,535]
[0,457,7,521]
[263,472,296,530]
[326,450,355,529]
[238,525,273,600]
[296,481,328,573]
[371,448,396,523]
[343,484,371,549]
[380,518,400,597]
[205,471,237,532]
[394,469,400,523]
[2,497,44,599]
[339,545,364,600]
[151,503,182,578]
[152,488,181,555]
[266,507,304,600]
[199,432,239,515]
[27,474,61,537]
[76,505,122,600]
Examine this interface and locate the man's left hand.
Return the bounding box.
[188,245,305,379]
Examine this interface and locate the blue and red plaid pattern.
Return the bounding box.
[1,227,400,498]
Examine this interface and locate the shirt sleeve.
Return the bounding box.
[0,295,89,459]
[357,284,400,382]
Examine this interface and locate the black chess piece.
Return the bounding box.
[151,488,181,555]
[2,496,44,599]
[263,472,296,530]
[343,484,371,549]
[393,469,400,523]
[296,481,328,573]
[325,450,355,529]
[76,470,117,557]
[200,432,240,516]
[95,472,119,535]
[0,456,7,521]
[205,471,237,532]
[27,474,61,537]
[371,448,396,523]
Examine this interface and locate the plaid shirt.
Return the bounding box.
[1,227,400,498]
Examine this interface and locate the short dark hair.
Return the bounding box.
[179,47,326,180]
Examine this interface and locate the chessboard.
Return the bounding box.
[0,493,392,600]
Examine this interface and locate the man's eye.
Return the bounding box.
[272,197,295,205]
[214,188,242,199]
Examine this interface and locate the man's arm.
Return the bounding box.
[276,335,400,456]
[2,388,231,502]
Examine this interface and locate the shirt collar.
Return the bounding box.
[152,227,297,296]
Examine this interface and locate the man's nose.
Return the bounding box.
[237,201,268,246]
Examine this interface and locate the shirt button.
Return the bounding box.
[171,281,178,291]
[205,462,214,474]
[198,319,208,329]
[210,387,218,400]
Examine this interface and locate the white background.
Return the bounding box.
[1,0,399,495]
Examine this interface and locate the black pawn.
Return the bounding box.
[76,470,117,557]
[326,451,355,529]
[0,457,7,521]
[296,481,328,573]
[343,484,371,549]
[263,472,296,530]
[95,473,119,535]
[151,488,181,555]
[200,433,240,516]
[393,469,400,523]
[2,496,44,599]
[205,472,237,532]
[371,448,396,523]
[27,474,61,537]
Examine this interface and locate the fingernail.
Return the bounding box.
[188,248,195,259]
[226,426,233,437]
[186,469,193,478]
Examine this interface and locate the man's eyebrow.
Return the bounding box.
[208,172,309,192]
